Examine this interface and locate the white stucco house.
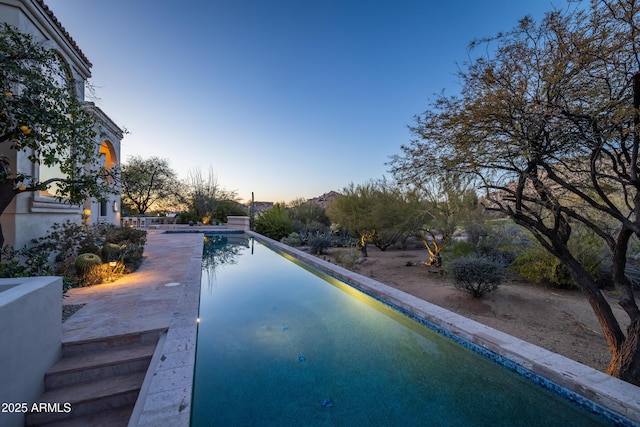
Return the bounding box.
[0,0,122,249]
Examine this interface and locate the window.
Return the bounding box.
[38,53,74,199]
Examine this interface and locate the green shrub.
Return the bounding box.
[464,221,491,245]
[1,222,148,291]
[213,199,248,224]
[253,203,293,241]
[307,231,332,255]
[0,245,54,278]
[447,255,505,298]
[101,225,147,271]
[288,201,330,233]
[281,232,303,247]
[330,229,356,248]
[511,228,604,289]
[333,247,360,270]
[177,210,200,224]
[0,259,28,278]
[30,220,96,262]
[443,240,475,261]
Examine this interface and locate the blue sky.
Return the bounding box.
[46,0,557,203]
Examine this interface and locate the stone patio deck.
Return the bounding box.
[63,230,202,344]
[62,229,204,426]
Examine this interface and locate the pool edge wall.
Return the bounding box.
[135,232,203,427]
[249,231,640,426]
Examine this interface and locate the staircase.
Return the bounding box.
[25,329,164,427]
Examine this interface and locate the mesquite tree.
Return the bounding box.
[0,24,113,248]
[390,0,640,384]
[120,156,182,215]
[327,180,417,256]
[409,172,480,267]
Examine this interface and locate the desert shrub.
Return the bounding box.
[446,255,505,298]
[511,244,565,286]
[30,220,99,262]
[292,220,328,234]
[213,199,248,224]
[511,227,604,289]
[281,232,303,247]
[443,240,475,261]
[333,246,361,270]
[441,222,524,267]
[0,257,28,277]
[0,245,54,277]
[473,222,525,265]
[177,210,200,224]
[330,229,356,248]
[288,201,330,234]
[253,203,293,241]
[464,221,492,245]
[307,231,332,255]
[101,225,147,271]
[0,222,147,290]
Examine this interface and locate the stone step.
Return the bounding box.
[46,343,156,389]
[24,372,145,426]
[43,404,134,427]
[62,328,164,357]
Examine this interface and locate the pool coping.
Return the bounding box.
[135,231,640,426]
[135,233,203,426]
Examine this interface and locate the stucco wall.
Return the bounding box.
[227,216,250,231]
[0,0,123,248]
[0,277,62,427]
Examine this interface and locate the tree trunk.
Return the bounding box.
[606,227,640,384]
[359,235,368,257]
[607,318,640,386]
[0,186,17,254]
[560,254,640,383]
[420,233,442,267]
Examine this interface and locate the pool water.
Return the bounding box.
[191,236,613,426]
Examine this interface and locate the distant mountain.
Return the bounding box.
[306,191,340,209]
[246,191,340,213]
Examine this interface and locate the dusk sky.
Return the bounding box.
[45,0,558,203]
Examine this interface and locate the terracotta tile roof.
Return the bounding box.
[36,0,92,68]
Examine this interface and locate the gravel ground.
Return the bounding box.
[62,303,85,323]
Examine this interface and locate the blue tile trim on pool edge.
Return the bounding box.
[261,239,639,427]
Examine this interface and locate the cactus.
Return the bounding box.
[74,253,102,276]
[102,243,122,261]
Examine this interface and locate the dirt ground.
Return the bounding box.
[323,246,631,373]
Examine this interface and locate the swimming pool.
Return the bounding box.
[190,234,626,426]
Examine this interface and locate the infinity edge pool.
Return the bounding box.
[135,230,640,426]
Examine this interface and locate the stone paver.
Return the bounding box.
[62,229,205,427]
[62,231,203,344]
